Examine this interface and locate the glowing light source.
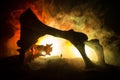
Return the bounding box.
[85,45,98,63]
[36,35,82,58]
[41,51,46,55]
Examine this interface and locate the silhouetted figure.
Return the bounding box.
[60,53,62,58]
[17,8,94,68]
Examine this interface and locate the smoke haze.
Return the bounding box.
[0,0,120,66]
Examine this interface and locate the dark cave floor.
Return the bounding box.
[0,55,120,80]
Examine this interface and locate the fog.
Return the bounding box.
[0,0,120,66]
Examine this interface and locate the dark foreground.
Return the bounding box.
[0,55,120,80]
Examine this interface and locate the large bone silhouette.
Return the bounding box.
[17,8,94,68]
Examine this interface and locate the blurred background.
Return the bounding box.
[0,0,120,67]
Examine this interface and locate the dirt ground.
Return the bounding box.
[0,55,120,80]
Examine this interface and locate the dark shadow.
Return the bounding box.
[18,8,95,68]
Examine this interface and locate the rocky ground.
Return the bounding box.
[0,55,120,80]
